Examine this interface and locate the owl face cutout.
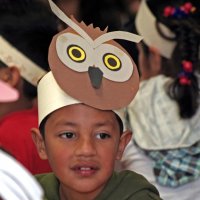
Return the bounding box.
[49,25,139,110]
[56,32,133,83]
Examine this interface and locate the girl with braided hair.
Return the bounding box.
[120,0,200,199]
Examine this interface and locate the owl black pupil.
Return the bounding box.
[108,58,117,66]
[72,49,81,58]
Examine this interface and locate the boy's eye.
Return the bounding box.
[96,133,111,139]
[60,132,76,139]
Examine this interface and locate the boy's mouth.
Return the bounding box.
[72,165,99,176]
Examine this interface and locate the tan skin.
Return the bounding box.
[137,43,161,81]
[126,0,141,15]
[32,104,132,200]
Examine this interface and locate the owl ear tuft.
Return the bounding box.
[88,24,94,29]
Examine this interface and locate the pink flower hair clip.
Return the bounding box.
[178,60,193,85]
[163,2,196,18]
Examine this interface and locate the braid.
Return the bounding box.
[149,0,200,119]
[168,25,199,118]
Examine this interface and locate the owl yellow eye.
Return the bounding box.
[67,45,86,62]
[103,53,121,71]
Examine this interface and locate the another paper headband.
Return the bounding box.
[0,36,47,86]
[135,0,176,59]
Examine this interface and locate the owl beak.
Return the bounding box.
[88,66,103,89]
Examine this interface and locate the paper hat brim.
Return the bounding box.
[38,72,80,125]
[135,0,176,59]
[0,80,19,102]
[0,150,43,200]
[38,72,126,130]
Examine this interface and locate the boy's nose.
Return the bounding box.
[75,138,97,157]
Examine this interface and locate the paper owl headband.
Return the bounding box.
[38,0,142,125]
[135,0,176,59]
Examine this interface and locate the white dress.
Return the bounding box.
[127,75,200,150]
[119,75,200,200]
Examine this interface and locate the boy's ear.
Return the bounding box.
[31,128,48,160]
[116,130,132,160]
[0,66,21,87]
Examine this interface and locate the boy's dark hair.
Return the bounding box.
[0,60,7,68]
[39,112,124,138]
[0,0,58,99]
[145,0,200,119]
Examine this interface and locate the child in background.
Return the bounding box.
[0,81,43,200]
[121,0,200,199]
[0,0,58,174]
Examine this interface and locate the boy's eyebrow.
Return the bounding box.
[56,121,77,127]
[55,119,116,128]
[93,121,116,128]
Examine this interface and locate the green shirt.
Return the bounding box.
[36,170,162,200]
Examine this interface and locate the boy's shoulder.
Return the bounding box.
[36,171,162,200]
[95,170,162,200]
[36,173,60,200]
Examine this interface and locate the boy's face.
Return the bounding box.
[33,104,131,198]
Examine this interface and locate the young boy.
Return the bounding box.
[32,72,162,200]
[32,0,162,199]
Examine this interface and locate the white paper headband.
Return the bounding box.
[135,0,176,59]
[0,36,47,86]
[38,72,80,125]
[38,72,126,130]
